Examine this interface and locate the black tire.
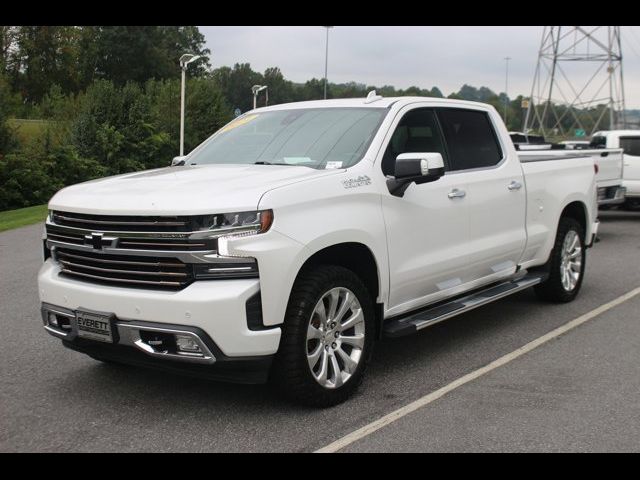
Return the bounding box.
[623,198,640,211]
[534,217,586,303]
[271,265,375,407]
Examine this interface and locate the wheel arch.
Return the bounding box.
[534,200,589,270]
[293,242,385,339]
[559,200,588,234]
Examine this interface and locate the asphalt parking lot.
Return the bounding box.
[1,210,639,452]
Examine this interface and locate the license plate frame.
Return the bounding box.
[75,309,115,343]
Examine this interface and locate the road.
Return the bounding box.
[1,211,639,452]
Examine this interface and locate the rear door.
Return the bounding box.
[436,107,527,283]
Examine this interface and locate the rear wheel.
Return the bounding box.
[272,265,374,407]
[534,217,586,303]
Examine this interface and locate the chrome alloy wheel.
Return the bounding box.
[306,287,365,389]
[560,230,582,292]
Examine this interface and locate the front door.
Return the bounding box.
[380,107,471,316]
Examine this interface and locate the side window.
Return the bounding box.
[437,108,503,171]
[381,108,448,176]
[619,137,640,157]
[589,135,607,149]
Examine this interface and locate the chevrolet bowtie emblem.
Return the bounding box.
[85,233,104,250]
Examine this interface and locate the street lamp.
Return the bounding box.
[252,85,268,110]
[179,53,201,157]
[322,26,334,99]
[504,56,511,126]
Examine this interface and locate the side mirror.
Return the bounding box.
[387,152,445,197]
[171,156,187,167]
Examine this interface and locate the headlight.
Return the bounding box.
[196,210,273,258]
[193,210,273,237]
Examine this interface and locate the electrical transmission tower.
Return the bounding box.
[524,26,627,139]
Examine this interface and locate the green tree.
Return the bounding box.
[94,26,210,85]
[183,78,233,152]
[0,126,105,210]
[0,26,19,75]
[0,74,18,157]
[298,78,325,101]
[11,26,85,102]
[263,67,295,105]
[212,63,263,113]
[71,80,174,174]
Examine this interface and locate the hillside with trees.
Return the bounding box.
[0,26,614,211]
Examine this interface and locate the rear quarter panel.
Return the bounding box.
[520,157,597,268]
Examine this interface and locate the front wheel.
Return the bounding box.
[272,265,375,407]
[534,217,586,302]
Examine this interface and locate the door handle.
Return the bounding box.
[508,181,523,191]
[448,188,466,199]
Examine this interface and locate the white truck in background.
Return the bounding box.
[38,96,599,407]
[590,130,640,209]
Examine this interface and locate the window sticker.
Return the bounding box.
[218,114,259,134]
[325,161,343,169]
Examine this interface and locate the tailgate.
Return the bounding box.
[592,149,624,185]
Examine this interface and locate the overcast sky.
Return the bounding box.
[199,26,640,108]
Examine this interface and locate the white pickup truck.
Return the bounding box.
[590,130,640,209]
[38,96,599,406]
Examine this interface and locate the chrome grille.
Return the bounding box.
[45,210,254,290]
[55,248,193,290]
[51,211,193,232]
[45,224,216,252]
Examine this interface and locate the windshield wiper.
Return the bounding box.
[254,161,300,166]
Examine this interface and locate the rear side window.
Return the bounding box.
[619,137,640,156]
[589,135,607,149]
[437,109,503,171]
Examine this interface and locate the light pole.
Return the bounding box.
[252,85,268,110]
[504,56,511,126]
[322,26,334,99]
[179,53,201,156]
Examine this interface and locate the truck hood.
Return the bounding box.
[49,164,340,215]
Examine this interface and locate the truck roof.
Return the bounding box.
[592,130,640,137]
[253,96,495,113]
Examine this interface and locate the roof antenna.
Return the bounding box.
[364,90,383,104]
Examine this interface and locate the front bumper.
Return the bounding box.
[38,260,281,359]
[41,303,273,383]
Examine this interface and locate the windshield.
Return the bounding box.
[187,107,387,169]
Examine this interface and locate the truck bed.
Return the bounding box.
[518,148,623,187]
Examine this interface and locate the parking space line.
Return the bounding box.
[315,286,640,453]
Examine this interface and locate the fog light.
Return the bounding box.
[175,334,202,353]
[48,312,59,327]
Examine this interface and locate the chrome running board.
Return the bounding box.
[383,272,547,338]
